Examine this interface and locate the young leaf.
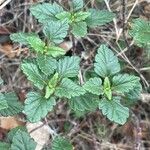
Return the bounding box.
[57,56,80,78]
[55,78,85,99]
[43,20,69,44]
[99,97,129,125]
[0,92,23,116]
[47,46,65,57]
[56,11,71,22]
[0,93,8,111]
[70,0,84,11]
[10,130,36,150]
[129,18,150,46]
[27,36,45,53]
[69,93,99,112]
[103,77,112,100]
[0,142,10,150]
[52,136,73,150]
[72,21,87,37]
[10,32,37,45]
[73,11,91,22]
[37,54,57,76]
[24,92,56,122]
[30,2,63,23]
[112,74,140,94]
[86,9,115,27]
[83,77,103,95]
[21,59,47,90]
[94,44,120,78]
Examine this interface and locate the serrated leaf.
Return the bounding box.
[86,9,115,27]
[56,11,71,22]
[57,56,80,78]
[43,20,69,44]
[30,2,63,23]
[74,11,91,22]
[72,21,87,37]
[21,59,47,90]
[125,81,142,100]
[8,126,27,142]
[94,44,120,77]
[37,54,57,75]
[52,136,73,150]
[71,0,84,11]
[0,142,10,150]
[10,130,36,150]
[55,78,85,99]
[27,36,45,53]
[47,46,65,57]
[83,77,103,95]
[24,92,56,122]
[10,32,37,45]
[99,97,129,125]
[129,18,150,46]
[0,93,8,111]
[112,74,140,94]
[0,92,23,116]
[69,93,99,111]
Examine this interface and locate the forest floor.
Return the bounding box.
[0,0,150,150]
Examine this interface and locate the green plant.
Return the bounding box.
[0,0,143,149]
[30,0,115,37]
[129,18,150,49]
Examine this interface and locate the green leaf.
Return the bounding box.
[112,74,140,94]
[52,136,73,150]
[21,59,47,90]
[86,9,115,27]
[72,21,87,37]
[0,142,10,150]
[8,126,27,142]
[125,81,142,100]
[56,11,71,22]
[103,77,112,100]
[27,36,45,53]
[0,92,23,116]
[47,46,65,57]
[45,73,59,99]
[69,93,99,112]
[37,54,57,76]
[24,92,56,122]
[43,20,69,44]
[55,78,85,99]
[10,130,36,150]
[74,11,91,22]
[99,97,129,125]
[10,32,37,45]
[94,44,120,78]
[30,2,63,23]
[57,56,80,78]
[129,19,150,46]
[71,0,84,11]
[83,77,103,95]
[0,93,8,111]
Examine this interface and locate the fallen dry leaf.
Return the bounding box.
[0,116,25,130]
[26,122,52,150]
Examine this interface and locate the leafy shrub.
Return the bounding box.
[0,0,143,149]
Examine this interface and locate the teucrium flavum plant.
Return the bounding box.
[0,0,143,149]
